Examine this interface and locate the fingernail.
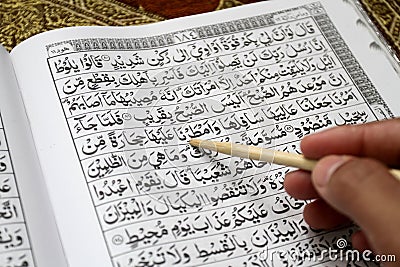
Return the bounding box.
[314,155,351,187]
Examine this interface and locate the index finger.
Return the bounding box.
[301,118,400,167]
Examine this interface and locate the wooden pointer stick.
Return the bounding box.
[189,139,400,181]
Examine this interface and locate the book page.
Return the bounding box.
[0,47,67,266]
[10,0,400,266]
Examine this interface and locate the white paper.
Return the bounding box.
[9,0,400,266]
[0,46,66,267]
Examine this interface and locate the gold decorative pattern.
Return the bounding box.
[1,0,399,58]
[216,0,244,10]
[360,0,400,58]
[0,0,164,51]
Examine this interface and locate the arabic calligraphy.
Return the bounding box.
[46,3,391,266]
[0,120,35,266]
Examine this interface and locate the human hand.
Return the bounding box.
[284,119,400,265]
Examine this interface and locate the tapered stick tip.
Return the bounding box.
[189,139,201,147]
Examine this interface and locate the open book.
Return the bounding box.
[0,0,399,266]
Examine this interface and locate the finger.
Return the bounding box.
[351,231,372,253]
[301,119,400,166]
[312,155,400,258]
[284,170,319,200]
[303,199,350,229]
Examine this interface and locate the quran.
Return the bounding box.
[0,0,399,266]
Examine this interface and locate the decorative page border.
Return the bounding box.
[313,12,393,116]
[46,2,393,117]
[46,1,393,264]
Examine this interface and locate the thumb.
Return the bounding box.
[312,155,400,257]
